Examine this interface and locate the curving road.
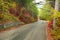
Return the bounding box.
[0,20,48,40]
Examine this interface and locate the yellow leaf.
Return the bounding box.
[53,10,60,18]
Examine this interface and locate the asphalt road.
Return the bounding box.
[0,20,48,40]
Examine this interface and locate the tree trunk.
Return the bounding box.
[53,0,59,27]
[55,0,59,11]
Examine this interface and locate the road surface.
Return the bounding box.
[0,20,48,40]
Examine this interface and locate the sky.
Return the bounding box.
[34,0,46,16]
[35,0,45,3]
[34,0,46,9]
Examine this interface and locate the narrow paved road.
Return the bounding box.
[0,20,48,40]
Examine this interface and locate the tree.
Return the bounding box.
[46,0,55,8]
[39,3,53,20]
